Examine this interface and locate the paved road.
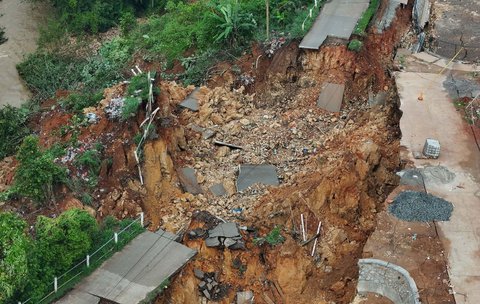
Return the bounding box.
[56,230,196,304]
[299,0,369,49]
[395,67,480,303]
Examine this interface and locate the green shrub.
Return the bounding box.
[26,209,99,300]
[0,105,31,159]
[60,91,104,112]
[0,213,30,302]
[120,10,138,36]
[11,136,67,204]
[348,39,363,52]
[210,1,257,47]
[127,72,158,101]
[254,226,285,246]
[121,97,142,120]
[75,149,102,175]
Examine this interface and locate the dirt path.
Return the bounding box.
[0,0,50,107]
[395,55,480,303]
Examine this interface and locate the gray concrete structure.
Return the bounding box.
[236,164,279,192]
[376,0,407,33]
[357,259,421,304]
[299,0,369,49]
[179,88,200,111]
[56,230,196,304]
[317,83,345,112]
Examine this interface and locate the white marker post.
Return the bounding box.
[86,254,90,267]
[311,222,322,257]
[54,277,58,292]
[301,214,306,242]
[140,212,144,227]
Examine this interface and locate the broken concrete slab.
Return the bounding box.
[210,183,227,196]
[179,88,200,111]
[177,167,203,194]
[236,164,279,192]
[209,222,240,238]
[317,83,345,112]
[205,222,245,249]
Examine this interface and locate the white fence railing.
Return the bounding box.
[19,212,145,304]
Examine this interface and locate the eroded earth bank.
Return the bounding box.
[0,2,454,304]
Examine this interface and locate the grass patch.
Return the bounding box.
[348,39,363,52]
[353,0,380,35]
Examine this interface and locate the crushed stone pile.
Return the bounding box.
[389,191,453,222]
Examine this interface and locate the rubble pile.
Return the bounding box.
[178,85,359,220]
[194,268,229,301]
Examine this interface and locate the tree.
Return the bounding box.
[0,212,30,302]
[27,209,99,299]
[12,136,66,204]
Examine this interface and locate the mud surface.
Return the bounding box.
[0,0,50,107]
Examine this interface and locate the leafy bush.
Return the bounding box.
[11,136,67,204]
[254,226,285,246]
[3,209,144,303]
[348,39,363,52]
[60,91,104,112]
[121,97,142,120]
[0,213,30,302]
[353,0,380,35]
[127,72,158,101]
[120,10,138,36]
[26,209,99,300]
[75,149,102,175]
[0,105,30,159]
[210,1,257,47]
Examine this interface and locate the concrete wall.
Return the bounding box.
[357,259,421,304]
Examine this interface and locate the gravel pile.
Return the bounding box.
[389,191,453,222]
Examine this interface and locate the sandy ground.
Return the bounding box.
[0,0,49,107]
[395,55,480,303]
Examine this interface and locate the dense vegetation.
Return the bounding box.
[17,0,324,105]
[0,210,143,303]
[5,136,67,204]
[0,105,30,159]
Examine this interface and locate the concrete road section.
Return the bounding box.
[395,70,480,304]
[56,230,197,304]
[299,0,369,49]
